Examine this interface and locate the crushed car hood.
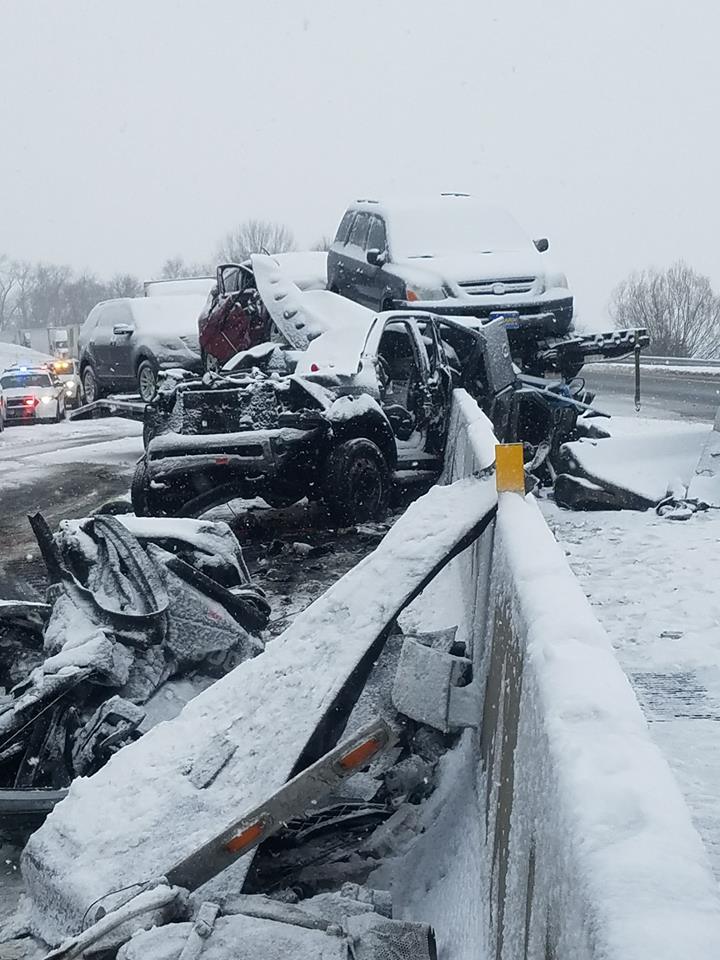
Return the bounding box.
[252,253,374,351]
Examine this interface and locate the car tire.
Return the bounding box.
[322,437,390,526]
[137,360,158,403]
[81,365,102,404]
[131,458,151,516]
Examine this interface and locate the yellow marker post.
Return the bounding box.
[495,443,525,494]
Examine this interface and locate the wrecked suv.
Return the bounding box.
[132,310,487,523]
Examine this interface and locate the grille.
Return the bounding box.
[458,277,535,296]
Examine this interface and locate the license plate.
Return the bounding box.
[489,311,521,330]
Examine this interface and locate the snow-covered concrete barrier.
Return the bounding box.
[397,389,720,958]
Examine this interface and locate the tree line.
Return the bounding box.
[0,220,330,333]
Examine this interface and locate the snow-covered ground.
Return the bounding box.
[543,413,720,886]
[0,417,143,487]
[0,342,53,370]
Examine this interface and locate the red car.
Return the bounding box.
[199,253,328,370]
[198,263,271,371]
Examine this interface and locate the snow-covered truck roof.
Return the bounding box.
[144,277,215,297]
[347,194,534,260]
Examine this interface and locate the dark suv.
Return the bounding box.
[327,194,574,367]
[79,295,207,403]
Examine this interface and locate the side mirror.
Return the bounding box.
[113,324,134,336]
[367,248,388,267]
[534,238,549,253]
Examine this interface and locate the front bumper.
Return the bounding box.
[5,402,56,423]
[397,295,574,338]
[146,426,321,484]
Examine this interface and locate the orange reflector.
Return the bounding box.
[215,456,230,465]
[406,290,419,302]
[338,736,384,772]
[225,820,265,854]
[495,443,525,494]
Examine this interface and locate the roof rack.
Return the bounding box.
[355,198,378,204]
[440,192,470,197]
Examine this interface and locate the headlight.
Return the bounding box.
[405,283,448,302]
[65,382,76,394]
[40,395,52,405]
[544,271,569,291]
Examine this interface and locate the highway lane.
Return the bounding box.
[582,364,720,422]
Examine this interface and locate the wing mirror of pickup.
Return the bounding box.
[112,324,134,336]
[366,248,388,267]
[534,238,549,253]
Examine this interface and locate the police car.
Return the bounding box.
[0,364,68,424]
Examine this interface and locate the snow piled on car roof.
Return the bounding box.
[128,295,207,337]
[364,195,532,260]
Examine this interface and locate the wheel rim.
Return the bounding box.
[83,370,96,403]
[348,456,383,520]
[139,366,156,401]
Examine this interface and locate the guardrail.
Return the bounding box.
[394,390,720,959]
[604,355,720,367]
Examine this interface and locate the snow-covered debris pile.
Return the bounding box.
[0,514,268,837]
[21,476,497,946]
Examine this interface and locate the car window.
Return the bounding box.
[348,212,371,249]
[220,266,241,294]
[105,302,134,328]
[367,216,387,252]
[1,373,52,389]
[334,211,354,244]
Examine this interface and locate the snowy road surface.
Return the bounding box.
[584,364,720,422]
[0,418,144,598]
[542,414,720,885]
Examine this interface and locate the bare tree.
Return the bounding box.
[311,235,334,252]
[159,256,212,279]
[217,219,295,263]
[0,256,17,331]
[107,273,143,298]
[609,261,720,358]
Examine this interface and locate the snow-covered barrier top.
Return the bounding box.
[22,475,497,945]
[424,390,720,959]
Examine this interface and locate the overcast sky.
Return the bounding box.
[1,0,717,326]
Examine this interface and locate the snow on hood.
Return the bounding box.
[252,253,373,351]
[392,248,544,285]
[294,315,376,379]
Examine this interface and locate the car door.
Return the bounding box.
[86,305,115,381]
[375,316,442,467]
[359,216,389,309]
[341,212,372,304]
[106,302,136,386]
